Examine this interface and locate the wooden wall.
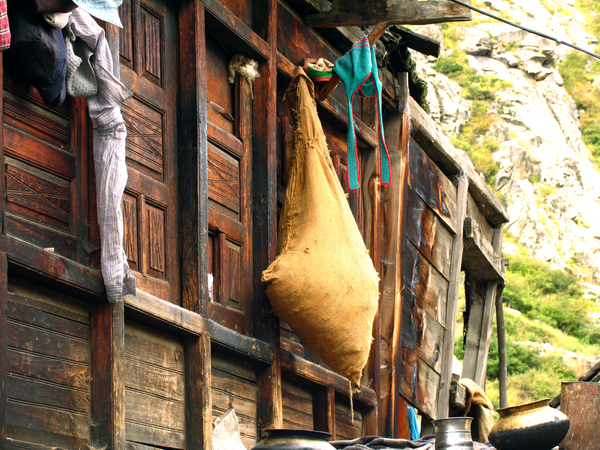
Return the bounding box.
[0,1,508,449]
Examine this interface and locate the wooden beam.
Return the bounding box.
[496,285,508,409]
[463,217,505,281]
[305,0,472,28]
[436,174,468,419]
[254,0,283,434]
[389,25,441,58]
[179,0,209,314]
[185,333,212,450]
[280,350,378,407]
[91,302,125,450]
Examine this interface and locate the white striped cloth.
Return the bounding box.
[67,9,135,302]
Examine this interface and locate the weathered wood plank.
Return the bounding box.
[7,374,89,413]
[409,97,509,227]
[125,421,184,450]
[282,380,313,430]
[305,0,472,27]
[404,188,454,282]
[408,138,458,235]
[7,349,90,390]
[7,298,90,341]
[402,242,448,325]
[436,174,468,419]
[7,320,90,364]
[125,390,184,431]
[389,25,441,57]
[335,401,363,440]
[7,400,88,442]
[124,358,184,401]
[125,321,185,373]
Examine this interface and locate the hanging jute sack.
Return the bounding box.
[262,67,379,387]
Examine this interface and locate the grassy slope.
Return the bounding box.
[434,2,600,408]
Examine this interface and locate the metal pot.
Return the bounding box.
[488,398,570,450]
[252,429,336,450]
[432,417,474,450]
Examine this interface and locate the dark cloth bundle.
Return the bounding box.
[6,0,68,108]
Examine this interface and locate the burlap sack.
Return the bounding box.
[262,67,379,387]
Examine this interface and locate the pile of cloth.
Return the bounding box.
[4,0,135,302]
[331,436,496,450]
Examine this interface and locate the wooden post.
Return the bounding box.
[496,284,508,409]
[384,72,411,438]
[91,302,125,450]
[436,174,468,419]
[185,333,212,449]
[0,253,7,439]
[254,0,282,434]
[179,0,209,314]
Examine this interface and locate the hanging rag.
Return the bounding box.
[6,0,67,108]
[0,0,9,52]
[72,0,122,27]
[459,378,495,443]
[66,8,135,302]
[64,24,97,97]
[333,35,391,191]
[262,68,379,387]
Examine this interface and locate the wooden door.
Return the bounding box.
[205,32,254,335]
[118,0,179,304]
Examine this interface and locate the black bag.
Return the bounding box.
[33,0,77,14]
[6,0,67,108]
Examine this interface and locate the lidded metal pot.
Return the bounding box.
[432,417,474,450]
[252,429,336,450]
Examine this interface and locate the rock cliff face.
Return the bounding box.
[410,1,600,286]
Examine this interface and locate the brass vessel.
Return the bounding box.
[488,398,570,450]
[252,429,335,450]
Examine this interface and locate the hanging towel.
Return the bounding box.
[333,36,391,191]
[66,8,135,302]
[72,0,122,27]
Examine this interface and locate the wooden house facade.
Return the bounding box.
[0,1,508,449]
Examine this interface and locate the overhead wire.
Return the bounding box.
[446,0,600,60]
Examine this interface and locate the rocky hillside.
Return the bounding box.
[411,0,600,289]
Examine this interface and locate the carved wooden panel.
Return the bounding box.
[206,35,235,134]
[122,192,139,271]
[122,98,164,179]
[5,159,70,227]
[6,278,91,450]
[3,68,86,262]
[223,238,241,310]
[145,202,165,279]
[208,142,241,218]
[119,0,178,303]
[143,9,162,81]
